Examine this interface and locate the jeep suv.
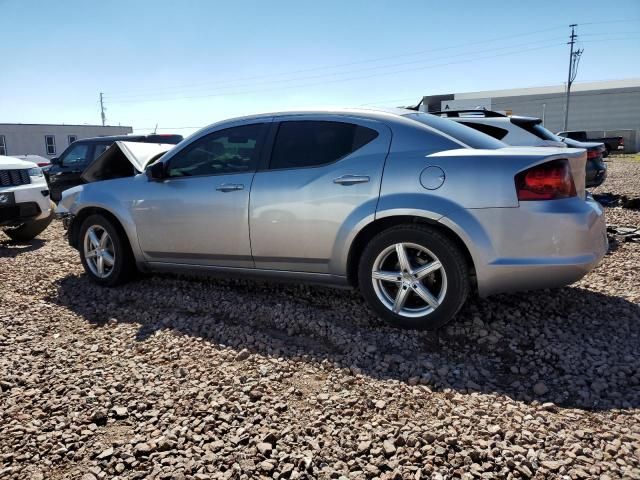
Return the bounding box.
[1,155,54,241]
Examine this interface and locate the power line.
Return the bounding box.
[107,38,567,101]
[105,26,570,98]
[103,18,640,99]
[107,43,564,105]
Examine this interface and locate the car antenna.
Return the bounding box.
[153,123,158,134]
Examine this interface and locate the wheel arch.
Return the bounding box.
[70,206,134,259]
[346,215,477,290]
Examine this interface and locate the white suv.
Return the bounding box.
[1,155,54,241]
[432,110,566,147]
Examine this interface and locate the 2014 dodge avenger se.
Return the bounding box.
[56,108,607,330]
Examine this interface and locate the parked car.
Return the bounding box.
[558,137,607,188]
[46,133,183,202]
[557,130,624,157]
[56,109,607,330]
[433,110,607,188]
[1,155,55,241]
[13,154,52,168]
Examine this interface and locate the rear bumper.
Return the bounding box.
[586,159,607,188]
[444,196,608,297]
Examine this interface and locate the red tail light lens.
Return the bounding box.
[587,150,601,160]
[515,159,577,201]
[619,137,624,145]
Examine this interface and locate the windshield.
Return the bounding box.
[404,113,506,149]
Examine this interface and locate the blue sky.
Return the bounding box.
[1,0,638,135]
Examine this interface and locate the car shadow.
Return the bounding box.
[0,238,46,258]
[48,273,640,411]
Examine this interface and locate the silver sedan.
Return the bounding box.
[56,108,607,330]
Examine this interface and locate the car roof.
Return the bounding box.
[201,107,417,127]
[74,134,151,143]
[74,133,183,143]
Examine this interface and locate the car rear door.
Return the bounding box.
[132,121,269,267]
[249,115,391,274]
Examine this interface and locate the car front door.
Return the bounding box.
[132,122,269,268]
[48,142,92,201]
[249,116,392,274]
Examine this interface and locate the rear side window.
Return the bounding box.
[92,143,113,160]
[270,121,379,169]
[404,113,505,149]
[459,122,509,140]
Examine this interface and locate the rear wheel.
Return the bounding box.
[2,201,55,241]
[358,225,469,330]
[79,214,134,286]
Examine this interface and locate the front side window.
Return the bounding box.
[270,121,379,170]
[60,143,90,166]
[45,135,56,155]
[168,123,264,177]
[68,135,77,145]
[0,135,6,156]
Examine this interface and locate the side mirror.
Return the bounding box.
[146,162,165,181]
[50,157,61,165]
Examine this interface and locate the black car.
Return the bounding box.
[559,137,607,188]
[46,133,183,202]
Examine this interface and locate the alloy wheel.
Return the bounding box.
[371,242,447,318]
[83,225,115,279]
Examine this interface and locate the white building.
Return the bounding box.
[419,78,640,152]
[0,123,133,158]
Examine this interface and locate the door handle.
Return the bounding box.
[333,175,370,186]
[216,183,244,192]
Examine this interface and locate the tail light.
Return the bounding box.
[515,159,576,201]
[619,137,624,146]
[587,150,601,160]
[37,162,50,167]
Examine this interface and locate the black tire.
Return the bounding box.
[78,214,135,286]
[358,225,469,330]
[3,201,55,241]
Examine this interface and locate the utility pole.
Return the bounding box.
[99,92,106,126]
[564,24,583,131]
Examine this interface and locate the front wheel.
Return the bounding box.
[358,225,469,330]
[79,214,134,286]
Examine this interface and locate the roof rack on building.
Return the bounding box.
[429,109,507,118]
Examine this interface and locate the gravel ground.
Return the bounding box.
[1,159,639,480]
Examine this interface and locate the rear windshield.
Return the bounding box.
[404,113,505,149]
[512,119,561,142]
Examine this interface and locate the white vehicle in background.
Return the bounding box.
[431,109,567,147]
[0,155,55,241]
[13,154,52,168]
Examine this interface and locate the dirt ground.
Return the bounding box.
[1,158,639,479]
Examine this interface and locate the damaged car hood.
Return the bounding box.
[81,141,175,183]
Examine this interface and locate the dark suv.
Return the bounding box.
[46,133,183,201]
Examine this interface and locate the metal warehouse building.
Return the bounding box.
[419,78,640,152]
[0,124,132,159]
